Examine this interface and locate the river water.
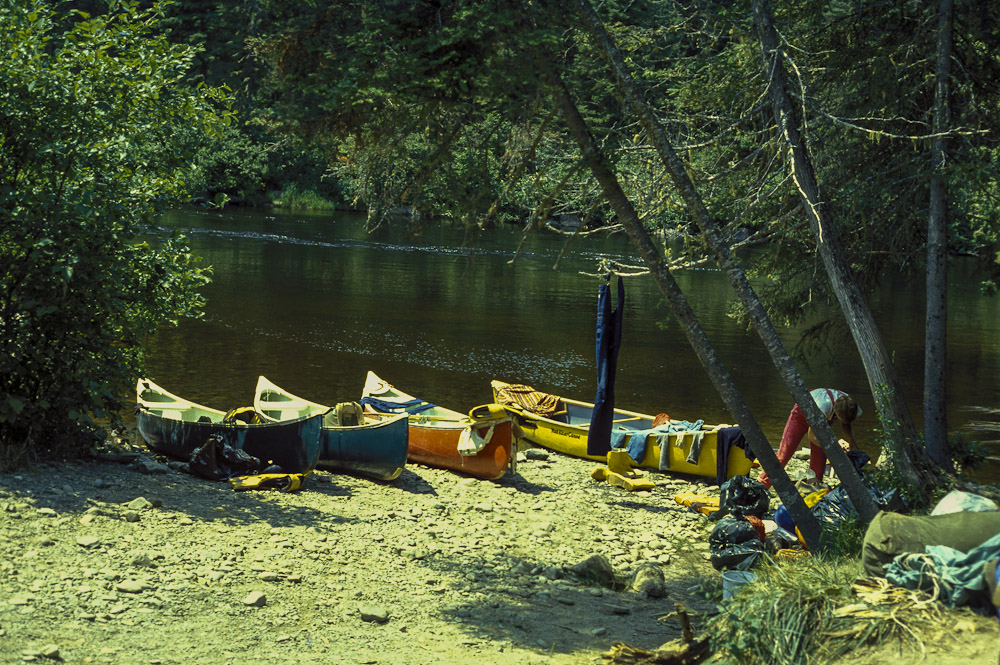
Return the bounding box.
[142,207,1000,480]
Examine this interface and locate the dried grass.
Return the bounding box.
[708,555,961,665]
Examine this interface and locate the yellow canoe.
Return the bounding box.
[491,380,753,481]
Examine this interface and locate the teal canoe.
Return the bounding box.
[136,378,322,474]
[253,376,409,481]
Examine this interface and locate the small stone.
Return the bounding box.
[123,511,141,523]
[404,548,428,561]
[258,572,280,582]
[130,458,170,475]
[127,497,153,511]
[36,507,57,517]
[243,591,266,607]
[628,563,667,598]
[79,514,95,524]
[359,605,389,624]
[76,536,100,548]
[131,554,155,568]
[116,580,145,594]
[568,554,616,588]
[524,448,549,461]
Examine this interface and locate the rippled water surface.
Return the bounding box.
[141,207,1000,480]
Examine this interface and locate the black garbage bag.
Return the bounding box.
[709,516,765,570]
[711,475,769,520]
[812,483,904,528]
[189,434,262,480]
[847,449,871,473]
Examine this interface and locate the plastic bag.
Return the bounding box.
[709,516,765,570]
[711,475,769,520]
[189,434,262,480]
[812,483,902,528]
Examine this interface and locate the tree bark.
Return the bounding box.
[924,0,953,468]
[752,0,929,491]
[572,0,877,521]
[532,54,829,551]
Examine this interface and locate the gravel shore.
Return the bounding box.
[1,437,739,665]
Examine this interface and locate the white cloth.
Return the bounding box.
[810,388,861,420]
[457,423,494,456]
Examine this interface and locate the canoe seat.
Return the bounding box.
[141,399,189,421]
[261,398,309,410]
[273,408,304,421]
[258,394,312,411]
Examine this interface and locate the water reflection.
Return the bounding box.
[141,208,1000,481]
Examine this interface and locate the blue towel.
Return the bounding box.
[610,428,650,463]
[657,434,671,470]
[993,557,1000,627]
[616,422,703,464]
[658,419,705,432]
[610,429,631,454]
[359,396,436,414]
[886,533,1000,610]
[685,431,705,464]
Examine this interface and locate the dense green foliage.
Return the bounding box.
[241,0,1000,296]
[0,0,230,467]
[249,2,587,228]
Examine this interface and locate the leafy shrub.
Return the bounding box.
[0,0,230,468]
[269,182,339,211]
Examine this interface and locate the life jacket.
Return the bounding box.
[334,401,363,426]
[223,406,265,425]
[229,471,311,492]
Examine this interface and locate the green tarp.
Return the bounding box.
[861,510,1000,577]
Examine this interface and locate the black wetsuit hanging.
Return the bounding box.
[587,275,625,456]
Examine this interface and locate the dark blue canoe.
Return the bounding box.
[253,376,409,481]
[136,378,322,474]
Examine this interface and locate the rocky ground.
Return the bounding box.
[1,439,997,665]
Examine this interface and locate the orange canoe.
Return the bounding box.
[360,371,514,480]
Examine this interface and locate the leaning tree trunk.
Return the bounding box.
[924,0,953,468]
[532,54,829,551]
[752,0,930,491]
[572,0,877,522]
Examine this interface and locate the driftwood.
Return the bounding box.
[601,638,710,665]
[602,603,711,665]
